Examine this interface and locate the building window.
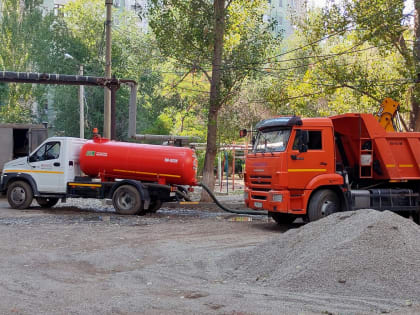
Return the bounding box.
[53,4,64,16]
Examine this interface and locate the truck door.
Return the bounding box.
[288,128,334,189]
[28,141,65,193]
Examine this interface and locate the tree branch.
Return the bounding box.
[341,83,381,103]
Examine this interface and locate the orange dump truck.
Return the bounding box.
[244,113,420,224]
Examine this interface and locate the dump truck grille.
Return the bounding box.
[250,175,272,186]
[252,195,267,200]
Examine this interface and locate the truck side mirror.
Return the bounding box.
[298,130,309,153]
[239,129,247,138]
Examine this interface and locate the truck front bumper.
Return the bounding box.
[245,189,291,213]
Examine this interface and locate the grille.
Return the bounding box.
[251,195,267,200]
[251,188,271,192]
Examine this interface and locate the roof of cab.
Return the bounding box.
[256,116,332,130]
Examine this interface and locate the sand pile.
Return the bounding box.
[221,210,420,299]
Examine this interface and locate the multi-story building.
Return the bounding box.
[41,0,148,29]
[265,0,307,36]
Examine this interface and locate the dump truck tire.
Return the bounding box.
[7,181,33,210]
[36,197,59,208]
[308,189,339,222]
[112,185,143,215]
[270,213,296,225]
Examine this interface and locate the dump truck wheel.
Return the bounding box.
[36,197,59,208]
[308,189,339,222]
[7,181,33,209]
[112,185,143,215]
[147,200,162,213]
[270,213,296,225]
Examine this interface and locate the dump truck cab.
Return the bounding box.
[244,116,344,219]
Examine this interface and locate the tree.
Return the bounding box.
[0,0,46,123]
[261,30,407,118]
[148,0,278,200]
[290,0,418,129]
[42,0,167,139]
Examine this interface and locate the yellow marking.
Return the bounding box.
[68,183,102,187]
[113,169,181,178]
[288,169,327,172]
[4,169,64,174]
[399,164,413,168]
[179,201,199,205]
[386,164,395,168]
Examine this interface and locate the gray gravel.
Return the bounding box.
[221,209,420,301]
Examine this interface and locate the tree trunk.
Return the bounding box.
[201,0,226,202]
[411,0,420,131]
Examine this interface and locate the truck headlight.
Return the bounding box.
[272,194,283,202]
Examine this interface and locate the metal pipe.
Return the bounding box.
[79,65,84,139]
[127,82,137,139]
[104,0,113,139]
[133,134,199,141]
[110,83,119,140]
[0,71,106,86]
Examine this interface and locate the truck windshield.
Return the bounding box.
[253,129,291,153]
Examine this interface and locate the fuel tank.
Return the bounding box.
[79,137,197,186]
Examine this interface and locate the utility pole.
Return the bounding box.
[79,65,85,139]
[104,0,113,139]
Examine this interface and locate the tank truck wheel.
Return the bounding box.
[308,189,339,222]
[112,185,143,215]
[270,213,296,225]
[7,181,33,209]
[146,200,162,213]
[36,197,59,208]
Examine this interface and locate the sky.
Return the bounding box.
[308,0,327,8]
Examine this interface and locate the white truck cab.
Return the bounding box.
[1,137,86,208]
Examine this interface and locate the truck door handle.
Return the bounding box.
[291,155,304,160]
[53,162,60,167]
[320,162,327,166]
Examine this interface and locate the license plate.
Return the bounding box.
[254,202,262,208]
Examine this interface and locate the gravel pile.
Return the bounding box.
[221,210,420,299]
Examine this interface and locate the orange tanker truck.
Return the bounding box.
[242,99,420,224]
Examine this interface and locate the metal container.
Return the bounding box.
[79,137,197,186]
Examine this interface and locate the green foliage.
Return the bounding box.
[260,1,413,121]
[148,0,279,144]
[0,0,46,122]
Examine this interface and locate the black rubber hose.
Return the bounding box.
[199,182,268,216]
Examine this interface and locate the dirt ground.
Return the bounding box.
[0,197,418,315]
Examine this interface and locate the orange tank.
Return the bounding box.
[79,137,197,186]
